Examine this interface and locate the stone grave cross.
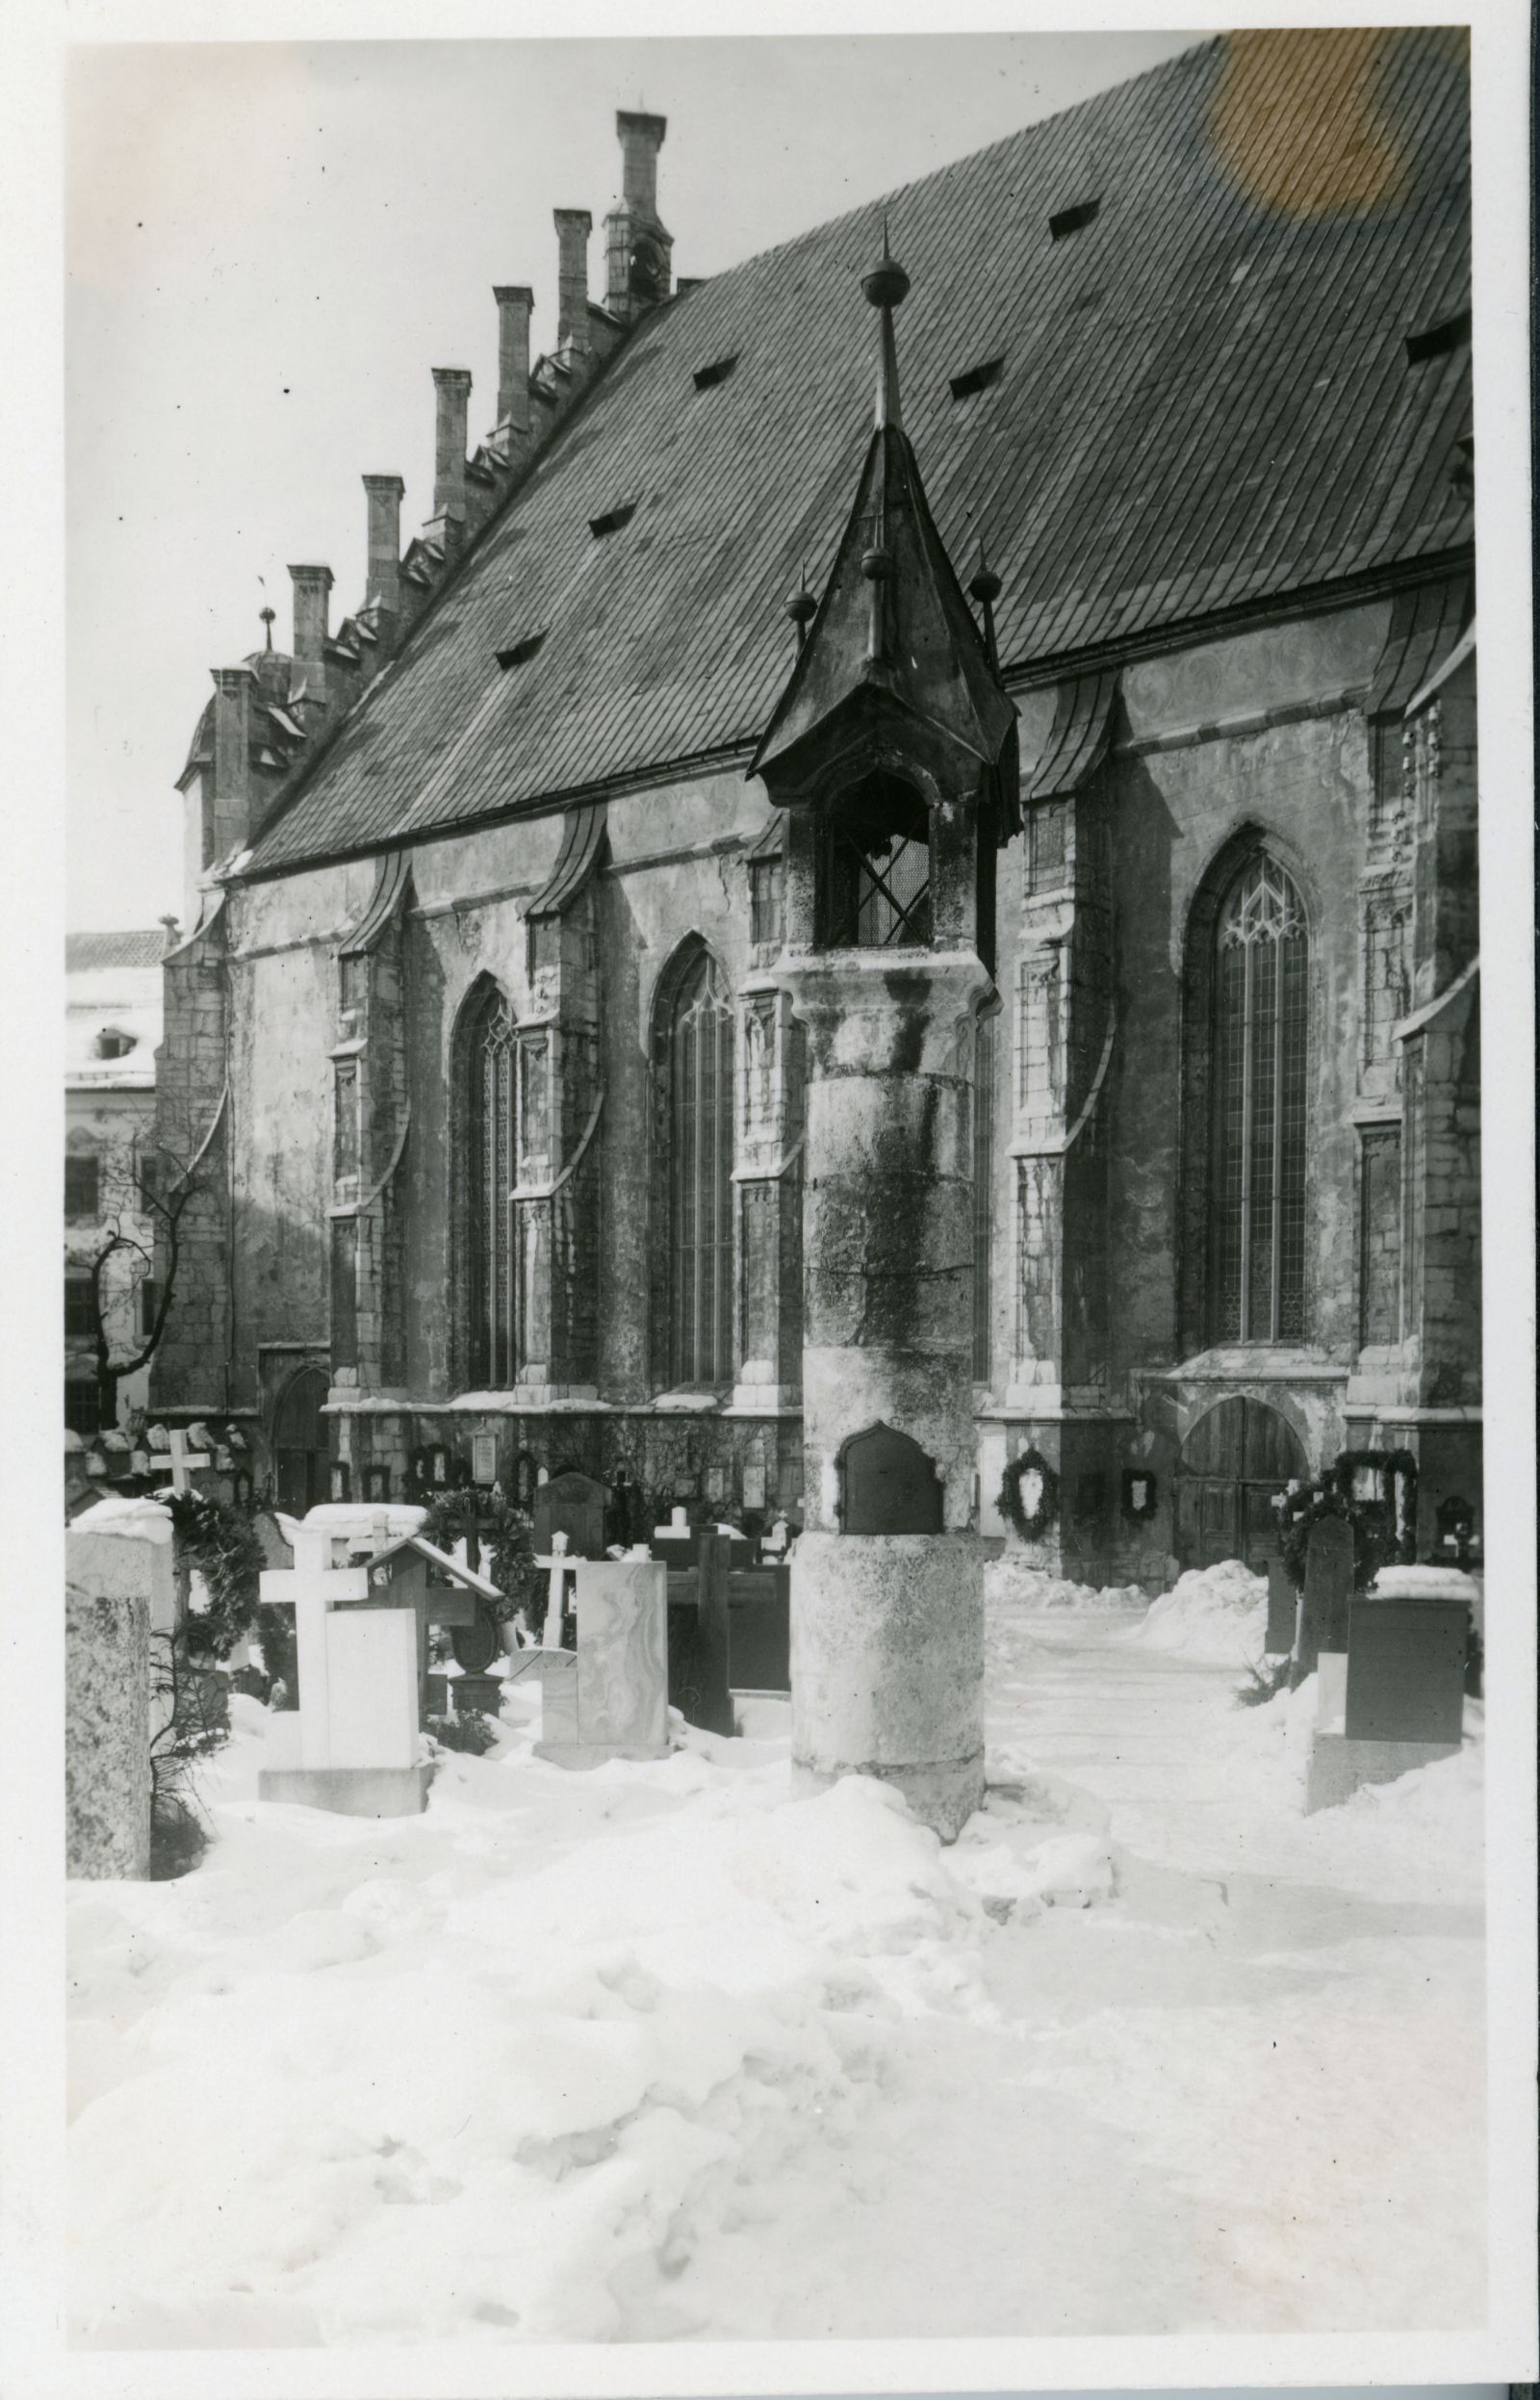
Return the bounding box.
[163,1428,211,1496]
[258,1551,370,1771]
[532,1530,576,1650]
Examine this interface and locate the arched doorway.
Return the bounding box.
[272,1365,330,1516]
[1174,1396,1307,1573]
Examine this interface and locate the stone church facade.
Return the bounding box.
[151,31,1480,1587]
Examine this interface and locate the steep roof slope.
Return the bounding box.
[250,28,1471,877]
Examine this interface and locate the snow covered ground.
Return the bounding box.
[67,1563,1485,2347]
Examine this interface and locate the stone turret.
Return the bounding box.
[752,229,1018,1841]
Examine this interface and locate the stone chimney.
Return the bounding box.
[430,366,472,552]
[618,109,666,218]
[209,665,255,862]
[606,112,672,321]
[494,285,534,452]
[289,564,333,696]
[553,210,592,363]
[363,474,404,617]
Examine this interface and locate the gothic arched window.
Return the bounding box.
[462,981,516,1387]
[1209,854,1308,1343]
[665,949,735,1386]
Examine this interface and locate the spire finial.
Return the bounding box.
[786,563,818,652]
[968,533,1003,669]
[258,606,276,652]
[860,217,911,433]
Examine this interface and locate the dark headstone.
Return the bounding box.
[727,1564,791,1692]
[532,1470,611,1561]
[452,1671,505,1718]
[1298,1516,1353,1668]
[840,1423,942,1535]
[692,1528,735,1738]
[450,1612,500,1673]
[1266,1561,1298,1655]
[1345,1597,1468,1744]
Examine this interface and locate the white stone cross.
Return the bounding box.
[163,1427,211,1496]
[652,1506,691,1541]
[260,1556,369,1768]
[532,1530,576,1651]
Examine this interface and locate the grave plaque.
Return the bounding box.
[1298,1516,1353,1668]
[1266,1560,1298,1654]
[839,1423,943,1535]
[1345,1595,1468,1744]
[532,1469,610,1561]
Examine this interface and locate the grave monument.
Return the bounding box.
[752,234,1017,1840]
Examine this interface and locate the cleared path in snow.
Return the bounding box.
[654,1611,1486,2338]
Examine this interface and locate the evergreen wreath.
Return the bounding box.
[1329,1448,1418,1564]
[419,1487,534,1624]
[998,1447,1060,1542]
[165,1490,265,1664]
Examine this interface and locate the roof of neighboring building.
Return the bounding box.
[65,930,168,973]
[66,934,165,1091]
[248,28,1472,879]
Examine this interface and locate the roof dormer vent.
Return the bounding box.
[95,1028,137,1060]
[692,354,738,392]
[1049,196,1101,242]
[588,500,637,539]
[949,354,1005,401]
[496,630,548,671]
[1405,305,1471,365]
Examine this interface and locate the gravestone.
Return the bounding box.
[1297,1515,1353,1670]
[1266,1559,1299,1655]
[258,1535,429,1815]
[1345,1588,1470,1744]
[65,1510,168,1877]
[691,1527,735,1737]
[535,1557,669,1767]
[839,1423,943,1535]
[727,1561,792,1692]
[452,1670,505,1716]
[1305,1563,1475,1811]
[532,1469,610,1561]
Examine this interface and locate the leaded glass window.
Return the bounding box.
[465,985,516,1386]
[1209,855,1308,1343]
[669,951,735,1386]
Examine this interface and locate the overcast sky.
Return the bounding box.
[65,33,1199,931]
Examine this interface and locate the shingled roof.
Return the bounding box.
[249,28,1471,879]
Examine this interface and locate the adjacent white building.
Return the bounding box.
[65,929,170,1432]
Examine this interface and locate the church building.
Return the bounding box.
[151,29,1479,1587]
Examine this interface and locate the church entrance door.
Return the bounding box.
[1174,1396,1306,1575]
[273,1364,329,1516]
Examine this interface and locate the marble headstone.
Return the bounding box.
[535,1558,669,1767]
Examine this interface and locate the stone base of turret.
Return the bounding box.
[788,1532,985,1842]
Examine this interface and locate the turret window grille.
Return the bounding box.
[822,829,933,948]
[1209,855,1308,1343]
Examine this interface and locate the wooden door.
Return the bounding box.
[1175,1397,1306,1573]
[273,1365,329,1517]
